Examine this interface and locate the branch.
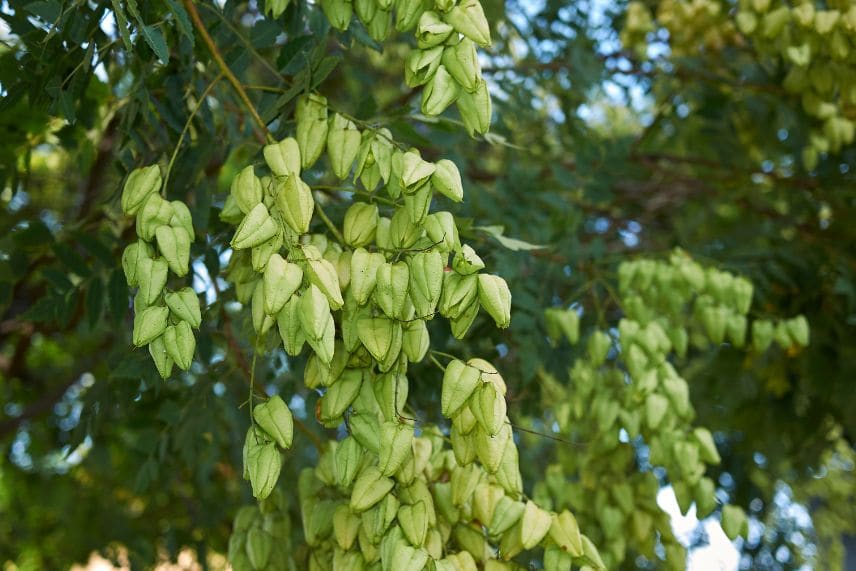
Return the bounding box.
[182,0,272,144]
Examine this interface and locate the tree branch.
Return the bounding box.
[182,0,272,144]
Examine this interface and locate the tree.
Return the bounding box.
[1,0,854,570]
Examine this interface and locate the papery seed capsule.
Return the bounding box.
[444,0,491,46]
[121,165,161,216]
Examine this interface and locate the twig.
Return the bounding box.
[163,72,224,193]
[182,0,273,144]
[313,200,346,244]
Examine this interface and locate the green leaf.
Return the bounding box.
[165,0,194,44]
[474,226,547,251]
[311,56,342,88]
[140,25,170,64]
[110,0,133,51]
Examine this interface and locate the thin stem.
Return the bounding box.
[314,200,346,244]
[163,73,223,194]
[182,0,274,144]
[429,354,446,372]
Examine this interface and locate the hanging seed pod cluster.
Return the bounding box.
[120,166,202,379]
[312,0,493,135]
[536,250,808,568]
[213,90,605,569]
[621,0,856,168]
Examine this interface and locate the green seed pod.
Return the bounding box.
[333,504,361,550]
[404,47,444,88]
[251,231,283,273]
[220,194,244,225]
[398,501,429,547]
[444,0,490,46]
[349,409,381,454]
[645,393,668,429]
[148,335,174,379]
[474,423,510,473]
[520,501,552,549]
[402,320,429,362]
[373,261,410,319]
[442,38,481,93]
[296,93,329,168]
[471,381,507,436]
[253,395,294,450]
[692,427,721,465]
[544,307,579,346]
[366,8,393,41]
[456,79,491,136]
[245,527,273,570]
[350,467,395,513]
[548,511,583,557]
[452,404,477,435]
[133,306,169,347]
[489,496,524,536]
[441,359,481,417]
[400,150,436,190]
[137,257,169,306]
[274,175,315,235]
[477,273,511,329]
[244,427,282,500]
[299,284,335,363]
[374,371,409,422]
[453,245,485,275]
[357,317,402,371]
[389,208,423,250]
[494,440,523,497]
[328,114,362,179]
[264,137,301,178]
[319,369,363,423]
[395,0,427,32]
[136,194,174,242]
[424,211,460,251]
[721,505,748,540]
[751,319,774,352]
[378,421,414,476]
[251,281,276,336]
[787,315,810,347]
[277,293,306,356]
[321,0,353,30]
[472,482,504,526]
[450,463,483,508]
[354,0,377,23]
[263,254,304,315]
[417,11,453,48]
[408,251,444,318]
[122,240,154,288]
[121,165,162,216]
[431,159,464,202]
[334,435,364,489]
[421,65,461,117]
[439,272,478,319]
[169,201,194,240]
[390,538,430,571]
[231,165,264,214]
[155,225,191,277]
[265,0,291,17]
[451,424,477,466]
[403,182,432,225]
[163,320,195,371]
[344,203,379,247]
[232,203,279,250]
[163,288,201,329]
[587,330,611,365]
[350,248,386,305]
[304,245,345,309]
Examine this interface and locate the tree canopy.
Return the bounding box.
[1,0,855,569]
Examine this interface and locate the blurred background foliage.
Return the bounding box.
[1,0,855,569]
